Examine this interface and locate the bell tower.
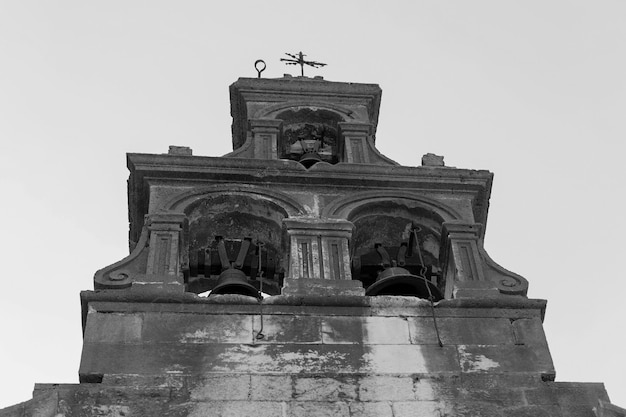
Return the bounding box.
[2,73,623,417]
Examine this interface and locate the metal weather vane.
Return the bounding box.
[280,51,326,77]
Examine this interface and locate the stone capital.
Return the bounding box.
[338,122,372,135]
[283,218,354,238]
[249,118,283,131]
[441,221,482,241]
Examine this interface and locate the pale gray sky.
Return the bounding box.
[1,0,625,408]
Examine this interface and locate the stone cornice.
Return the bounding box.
[80,290,547,334]
[127,153,492,190]
[127,153,493,243]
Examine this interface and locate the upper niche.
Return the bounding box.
[277,108,343,164]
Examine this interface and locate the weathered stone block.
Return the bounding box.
[189,375,251,401]
[357,375,415,401]
[250,375,293,401]
[187,401,285,417]
[408,375,527,408]
[421,152,445,166]
[408,317,513,345]
[86,405,131,417]
[141,313,254,343]
[501,405,561,417]
[365,345,460,374]
[321,316,410,344]
[560,405,598,417]
[349,401,393,417]
[392,400,444,416]
[512,317,549,346]
[101,373,186,388]
[282,277,365,296]
[457,344,554,375]
[595,400,626,417]
[286,401,349,417]
[294,376,358,401]
[252,315,322,344]
[83,312,142,343]
[414,378,438,400]
[459,373,543,390]
[168,145,193,156]
[524,382,609,406]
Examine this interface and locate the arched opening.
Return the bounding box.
[183,194,288,295]
[348,201,445,297]
[276,108,344,166]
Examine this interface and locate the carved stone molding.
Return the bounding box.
[440,221,529,298]
[479,246,529,296]
[163,184,306,216]
[338,122,371,164]
[283,218,353,280]
[249,118,282,160]
[94,213,186,292]
[94,226,149,290]
[282,217,364,296]
[323,190,463,221]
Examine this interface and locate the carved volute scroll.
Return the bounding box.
[440,221,529,298]
[94,212,186,292]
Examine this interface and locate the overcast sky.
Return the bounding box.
[1,0,625,409]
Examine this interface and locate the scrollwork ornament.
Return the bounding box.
[109,270,131,281]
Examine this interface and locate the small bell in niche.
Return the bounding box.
[209,236,261,299]
[212,268,260,299]
[285,123,335,168]
[365,238,442,301]
[297,132,322,168]
[365,265,442,301]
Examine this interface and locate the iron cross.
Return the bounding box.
[280,51,326,76]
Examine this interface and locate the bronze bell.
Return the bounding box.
[211,268,261,299]
[299,151,322,168]
[365,266,443,301]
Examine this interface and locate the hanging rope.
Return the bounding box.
[255,241,265,340]
[412,227,443,347]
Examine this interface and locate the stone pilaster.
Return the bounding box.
[282,218,364,296]
[249,119,282,160]
[338,122,372,163]
[440,221,498,298]
[135,212,186,293]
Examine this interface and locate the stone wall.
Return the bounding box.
[0,293,615,416]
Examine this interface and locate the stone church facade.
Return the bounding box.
[1,75,624,416]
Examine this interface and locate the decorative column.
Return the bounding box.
[282,218,365,296]
[249,119,282,160]
[338,122,372,163]
[440,221,498,298]
[135,212,186,293]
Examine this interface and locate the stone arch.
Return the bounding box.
[326,191,461,291]
[254,101,356,121]
[162,185,306,295]
[255,104,356,166]
[163,184,306,216]
[322,190,462,222]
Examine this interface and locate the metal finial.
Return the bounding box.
[280,51,326,77]
[254,60,266,78]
